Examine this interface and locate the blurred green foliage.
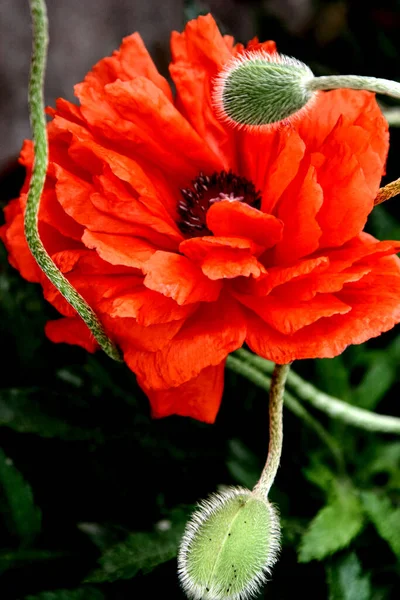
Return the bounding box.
[0,0,399,598]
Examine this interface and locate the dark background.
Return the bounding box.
[0,1,400,599]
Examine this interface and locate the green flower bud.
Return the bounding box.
[178,486,280,600]
[213,51,316,129]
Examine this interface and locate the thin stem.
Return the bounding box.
[227,355,345,471]
[26,0,122,362]
[307,75,400,100]
[375,177,400,205]
[252,363,290,498]
[236,349,400,435]
[381,107,400,127]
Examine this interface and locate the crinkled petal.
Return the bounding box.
[206,200,283,249]
[236,292,350,334]
[139,361,225,423]
[98,287,197,325]
[170,14,236,169]
[45,317,99,353]
[272,163,323,264]
[143,251,222,304]
[125,296,246,389]
[246,254,400,362]
[82,230,157,269]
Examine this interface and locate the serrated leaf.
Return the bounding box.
[298,487,365,562]
[24,587,104,600]
[327,552,371,600]
[0,388,102,441]
[86,527,184,583]
[0,448,41,545]
[361,491,400,558]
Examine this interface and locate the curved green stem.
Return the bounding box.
[235,349,400,435]
[382,107,400,127]
[307,75,400,100]
[227,355,345,471]
[252,363,290,498]
[26,0,122,362]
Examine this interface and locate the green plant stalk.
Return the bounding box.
[235,349,400,435]
[227,355,345,471]
[252,363,290,498]
[307,74,400,99]
[26,0,122,362]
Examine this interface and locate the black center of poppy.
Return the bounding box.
[177,170,262,237]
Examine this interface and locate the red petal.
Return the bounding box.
[273,163,323,264]
[297,90,388,169]
[143,251,222,304]
[75,32,172,101]
[234,256,329,297]
[239,126,305,214]
[206,201,283,249]
[170,14,236,169]
[45,317,99,353]
[98,287,197,325]
[245,254,400,362]
[180,235,265,280]
[125,296,246,389]
[139,361,225,423]
[236,292,350,334]
[105,315,186,352]
[82,230,157,269]
[104,77,224,177]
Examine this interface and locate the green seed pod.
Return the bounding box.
[213,51,316,129]
[178,486,280,600]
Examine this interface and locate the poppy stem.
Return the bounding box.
[252,363,291,498]
[227,355,345,471]
[235,349,400,435]
[26,0,122,362]
[307,75,400,100]
[375,177,400,205]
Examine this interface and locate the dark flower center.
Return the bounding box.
[177,170,262,237]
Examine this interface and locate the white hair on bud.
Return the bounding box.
[212,50,317,132]
[178,486,281,600]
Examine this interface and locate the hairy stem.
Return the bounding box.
[227,355,345,471]
[26,0,122,362]
[251,363,290,498]
[375,177,400,205]
[307,75,400,100]
[235,349,400,435]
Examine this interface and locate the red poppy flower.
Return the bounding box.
[1,14,400,423]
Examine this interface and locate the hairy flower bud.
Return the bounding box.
[213,51,316,129]
[178,487,280,600]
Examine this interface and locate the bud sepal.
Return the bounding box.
[178,486,280,600]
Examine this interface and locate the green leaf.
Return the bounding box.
[361,491,400,558]
[327,552,371,600]
[298,486,365,562]
[0,388,102,441]
[24,587,105,600]
[360,442,400,490]
[86,521,186,583]
[353,355,395,410]
[0,447,41,545]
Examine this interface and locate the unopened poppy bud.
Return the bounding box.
[178,487,280,600]
[213,51,315,129]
